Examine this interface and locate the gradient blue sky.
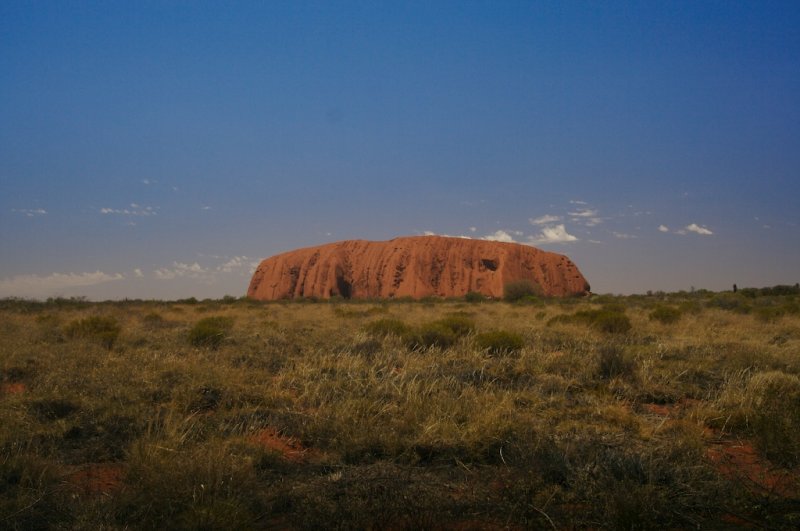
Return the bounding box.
[2,1,799,299]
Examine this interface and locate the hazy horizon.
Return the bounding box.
[2,1,799,299]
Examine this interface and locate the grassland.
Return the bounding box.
[1,288,799,529]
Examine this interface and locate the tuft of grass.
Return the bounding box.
[64,315,121,349]
[188,316,234,349]
[475,330,525,355]
[597,345,637,381]
[745,371,800,467]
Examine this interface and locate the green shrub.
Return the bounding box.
[707,294,751,313]
[433,314,476,337]
[503,279,541,302]
[553,308,632,335]
[464,291,486,303]
[364,318,410,338]
[649,305,682,324]
[64,316,121,349]
[142,311,165,328]
[475,330,525,355]
[407,323,457,350]
[188,316,234,349]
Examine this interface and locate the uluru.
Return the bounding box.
[247,236,590,300]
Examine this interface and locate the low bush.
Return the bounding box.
[407,323,457,350]
[649,305,682,324]
[464,291,486,303]
[188,316,234,349]
[365,318,410,338]
[64,316,121,349]
[433,314,476,337]
[550,308,632,335]
[475,330,525,355]
[503,280,541,302]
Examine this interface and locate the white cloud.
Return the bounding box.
[100,204,157,216]
[658,225,670,233]
[481,230,517,243]
[141,179,157,185]
[0,271,124,298]
[528,224,578,244]
[613,232,637,239]
[529,214,561,225]
[133,268,144,278]
[11,208,47,217]
[569,200,587,205]
[469,227,477,233]
[685,223,713,236]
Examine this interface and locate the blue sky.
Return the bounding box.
[1,1,798,299]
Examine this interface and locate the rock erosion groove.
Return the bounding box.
[247,235,590,300]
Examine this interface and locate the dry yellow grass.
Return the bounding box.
[1,291,799,528]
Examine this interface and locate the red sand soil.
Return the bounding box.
[249,428,312,463]
[0,382,26,395]
[706,437,799,499]
[248,235,590,300]
[66,463,126,496]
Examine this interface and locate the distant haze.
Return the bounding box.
[1,2,798,299]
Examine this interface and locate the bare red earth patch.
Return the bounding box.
[706,438,799,499]
[66,463,126,496]
[249,428,311,463]
[0,382,26,395]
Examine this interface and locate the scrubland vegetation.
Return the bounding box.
[1,286,799,529]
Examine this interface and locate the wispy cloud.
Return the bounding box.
[685,223,713,236]
[100,203,157,216]
[141,179,157,185]
[528,224,578,244]
[153,255,260,282]
[568,208,603,227]
[568,208,598,218]
[613,232,637,239]
[154,262,208,280]
[658,225,670,233]
[569,200,587,205]
[11,208,47,217]
[0,271,124,298]
[133,268,144,278]
[529,214,561,225]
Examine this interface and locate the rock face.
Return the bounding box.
[247,236,590,300]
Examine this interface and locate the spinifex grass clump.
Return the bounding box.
[744,371,800,467]
[64,315,121,349]
[188,316,234,349]
[475,330,525,355]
